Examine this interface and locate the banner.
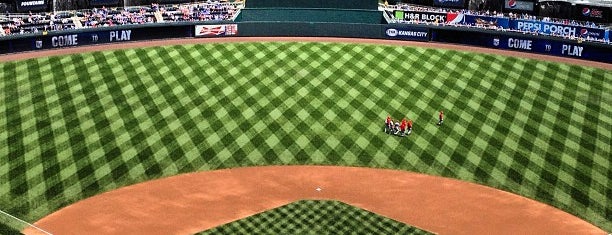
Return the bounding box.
[36,30,133,49]
[464,15,510,28]
[431,28,612,63]
[510,19,606,39]
[574,5,609,23]
[491,36,548,52]
[394,10,447,23]
[504,0,534,12]
[28,26,192,50]
[195,24,238,37]
[489,35,606,60]
[15,0,46,12]
[433,0,464,8]
[578,6,605,19]
[384,26,429,41]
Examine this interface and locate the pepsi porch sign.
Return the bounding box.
[504,0,534,12]
[510,20,606,40]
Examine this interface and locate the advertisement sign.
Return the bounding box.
[464,15,510,28]
[490,36,593,58]
[35,40,42,49]
[504,0,534,12]
[577,27,607,39]
[433,0,464,8]
[580,6,604,18]
[28,26,192,50]
[15,0,46,12]
[491,36,542,51]
[446,12,465,24]
[195,24,238,37]
[431,28,612,63]
[384,26,429,41]
[394,11,404,20]
[394,10,447,23]
[36,30,131,49]
[575,5,608,23]
[510,20,606,39]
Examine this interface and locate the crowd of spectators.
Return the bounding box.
[384,3,610,43]
[386,3,605,29]
[0,0,608,43]
[0,1,241,36]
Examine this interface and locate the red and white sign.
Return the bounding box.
[195,24,238,37]
[446,13,464,24]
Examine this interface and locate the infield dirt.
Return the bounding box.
[24,166,605,235]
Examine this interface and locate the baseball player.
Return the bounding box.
[407,119,413,135]
[394,120,400,135]
[400,118,407,136]
[385,115,392,134]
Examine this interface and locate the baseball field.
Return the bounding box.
[0,39,610,234]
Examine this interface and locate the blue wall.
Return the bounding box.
[0,21,610,64]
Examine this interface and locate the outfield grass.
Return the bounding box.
[0,222,22,235]
[0,42,609,231]
[198,200,434,234]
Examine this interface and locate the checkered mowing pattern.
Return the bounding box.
[197,200,433,235]
[0,222,22,235]
[0,42,609,231]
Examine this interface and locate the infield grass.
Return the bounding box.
[198,200,434,235]
[0,42,610,231]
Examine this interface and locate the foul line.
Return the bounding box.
[0,209,53,235]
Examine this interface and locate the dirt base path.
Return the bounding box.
[23,166,604,235]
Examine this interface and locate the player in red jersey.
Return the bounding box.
[438,110,444,125]
[400,118,407,136]
[385,115,392,134]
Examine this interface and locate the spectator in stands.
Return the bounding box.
[0,1,242,36]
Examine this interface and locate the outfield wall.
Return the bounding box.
[1,21,611,63]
